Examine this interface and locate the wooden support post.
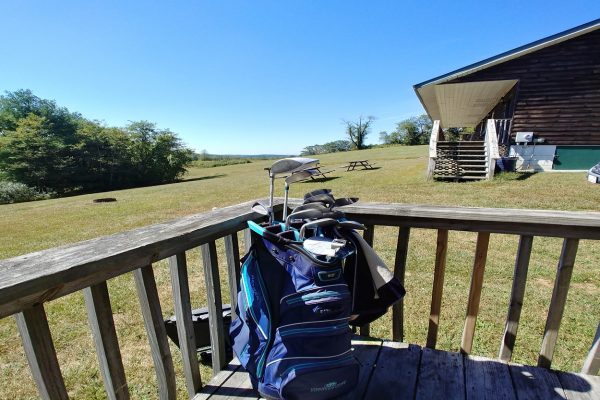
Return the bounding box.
[360,225,375,337]
[201,241,227,374]
[243,228,252,253]
[538,238,579,368]
[461,232,490,355]
[224,234,241,319]
[427,229,448,349]
[393,227,411,342]
[84,282,130,400]
[582,321,600,375]
[15,304,68,400]
[499,235,533,362]
[134,265,177,400]
[169,252,202,396]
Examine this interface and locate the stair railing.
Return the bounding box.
[485,119,501,180]
[426,120,442,180]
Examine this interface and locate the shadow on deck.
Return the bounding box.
[198,337,600,400]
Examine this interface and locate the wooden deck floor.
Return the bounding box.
[196,337,600,400]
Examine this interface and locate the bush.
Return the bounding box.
[0,181,52,204]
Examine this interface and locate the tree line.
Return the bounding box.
[0,90,193,196]
[301,114,433,155]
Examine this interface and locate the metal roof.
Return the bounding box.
[414,18,600,89]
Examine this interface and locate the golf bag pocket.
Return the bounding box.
[260,320,357,399]
[280,284,351,321]
[230,252,271,379]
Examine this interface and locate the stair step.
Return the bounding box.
[433,175,487,180]
[438,141,485,145]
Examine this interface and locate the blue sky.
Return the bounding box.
[2,1,599,154]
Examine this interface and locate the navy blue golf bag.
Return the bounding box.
[229,192,405,400]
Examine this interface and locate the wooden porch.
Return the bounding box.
[1,199,599,399]
[200,337,600,399]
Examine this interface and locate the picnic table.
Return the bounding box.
[306,166,334,179]
[345,160,376,171]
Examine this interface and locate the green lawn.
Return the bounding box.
[0,145,598,399]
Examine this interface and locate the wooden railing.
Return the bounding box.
[1,200,599,399]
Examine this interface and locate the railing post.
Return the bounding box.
[538,238,579,368]
[84,282,130,400]
[15,304,69,400]
[224,234,241,319]
[427,229,448,349]
[134,265,177,400]
[582,321,600,375]
[499,235,533,362]
[201,241,227,374]
[169,252,202,396]
[360,225,375,337]
[393,227,411,342]
[461,232,490,354]
[427,120,441,180]
[485,119,500,180]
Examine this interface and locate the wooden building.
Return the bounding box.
[415,18,600,173]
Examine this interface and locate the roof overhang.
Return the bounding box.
[416,80,518,128]
[414,18,600,89]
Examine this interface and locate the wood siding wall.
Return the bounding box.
[450,29,600,145]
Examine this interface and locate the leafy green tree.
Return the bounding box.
[380,114,433,145]
[0,90,195,196]
[126,121,193,186]
[344,116,374,150]
[0,114,75,192]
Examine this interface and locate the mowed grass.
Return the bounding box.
[0,145,598,399]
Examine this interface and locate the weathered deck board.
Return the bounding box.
[362,341,421,399]
[557,371,600,400]
[416,347,465,400]
[339,337,383,400]
[465,355,516,400]
[510,363,566,399]
[202,339,600,399]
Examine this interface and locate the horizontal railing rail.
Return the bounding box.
[1,200,599,399]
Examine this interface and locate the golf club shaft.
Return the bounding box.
[283,183,289,225]
[268,174,275,224]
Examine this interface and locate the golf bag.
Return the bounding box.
[230,190,405,399]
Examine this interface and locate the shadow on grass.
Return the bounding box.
[301,176,340,183]
[495,172,537,181]
[179,174,227,183]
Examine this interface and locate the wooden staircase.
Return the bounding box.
[433,141,488,181]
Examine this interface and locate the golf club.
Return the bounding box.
[299,218,339,240]
[283,170,314,224]
[268,157,319,223]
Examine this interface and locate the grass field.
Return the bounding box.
[0,145,598,399]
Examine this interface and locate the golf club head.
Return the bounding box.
[299,218,339,239]
[303,188,332,199]
[303,193,336,208]
[291,202,331,214]
[337,220,366,231]
[251,201,270,216]
[285,169,314,184]
[333,197,359,207]
[270,157,319,177]
[287,207,330,222]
